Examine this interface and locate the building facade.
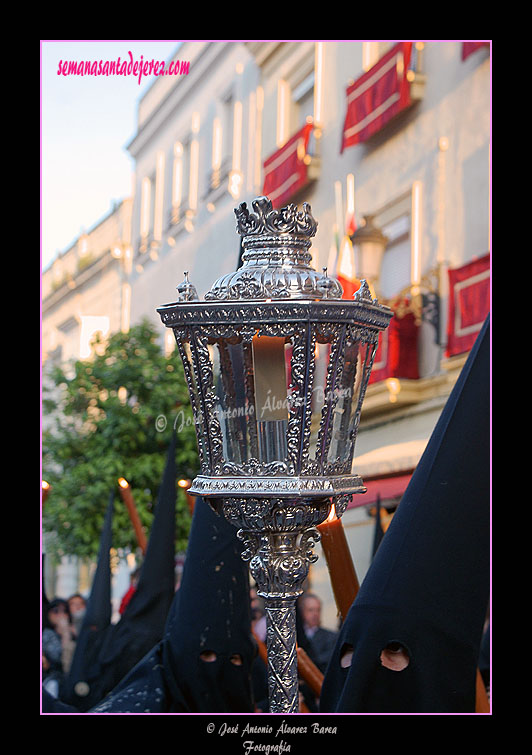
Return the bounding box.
[42,197,133,368]
[42,197,134,605]
[42,40,491,629]
[124,40,490,629]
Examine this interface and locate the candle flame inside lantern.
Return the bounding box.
[326,503,338,523]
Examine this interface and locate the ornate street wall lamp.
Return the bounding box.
[350,214,388,297]
[351,213,440,344]
[158,197,392,712]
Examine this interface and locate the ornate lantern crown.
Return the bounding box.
[204,196,343,301]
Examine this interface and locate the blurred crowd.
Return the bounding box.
[43,578,339,712]
[42,593,87,699]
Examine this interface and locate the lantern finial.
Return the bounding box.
[205,196,342,301]
[234,196,318,241]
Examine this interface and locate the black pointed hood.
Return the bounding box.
[162,498,255,712]
[320,316,490,713]
[87,431,178,703]
[63,492,114,709]
[91,498,255,713]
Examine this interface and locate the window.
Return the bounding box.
[169,138,192,226]
[170,141,185,224]
[262,48,318,208]
[211,117,222,189]
[362,42,393,72]
[292,71,315,130]
[153,151,165,243]
[140,175,154,241]
[276,59,315,147]
[221,91,234,178]
[373,192,412,301]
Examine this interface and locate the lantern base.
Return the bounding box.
[210,495,332,713]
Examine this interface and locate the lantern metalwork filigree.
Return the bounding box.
[157,197,392,712]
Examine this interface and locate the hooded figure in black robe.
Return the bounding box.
[320,316,490,714]
[60,492,114,711]
[80,431,178,707]
[91,497,256,713]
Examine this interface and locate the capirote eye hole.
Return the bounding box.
[230,653,243,666]
[199,650,217,662]
[380,641,410,671]
[340,644,354,668]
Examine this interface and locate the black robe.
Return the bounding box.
[86,432,178,705]
[91,497,256,713]
[320,316,490,713]
[60,492,114,711]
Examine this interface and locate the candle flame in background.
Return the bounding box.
[337,236,356,280]
[118,477,129,489]
[177,478,189,488]
[42,480,50,490]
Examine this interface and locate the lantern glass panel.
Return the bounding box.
[327,339,376,468]
[209,335,291,466]
[210,339,256,465]
[181,339,208,456]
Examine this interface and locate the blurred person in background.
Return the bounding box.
[42,598,77,699]
[67,593,87,637]
[119,567,141,615]
[299,592,338,673]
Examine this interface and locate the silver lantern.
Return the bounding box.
[157,197,392,713]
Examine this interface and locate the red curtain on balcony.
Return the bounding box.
[347,473,413,509]
[341,42,413,152]
[262,122,314,208]
[462,42,490,60]
[369,304,419,384]
[446,254,490,357]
